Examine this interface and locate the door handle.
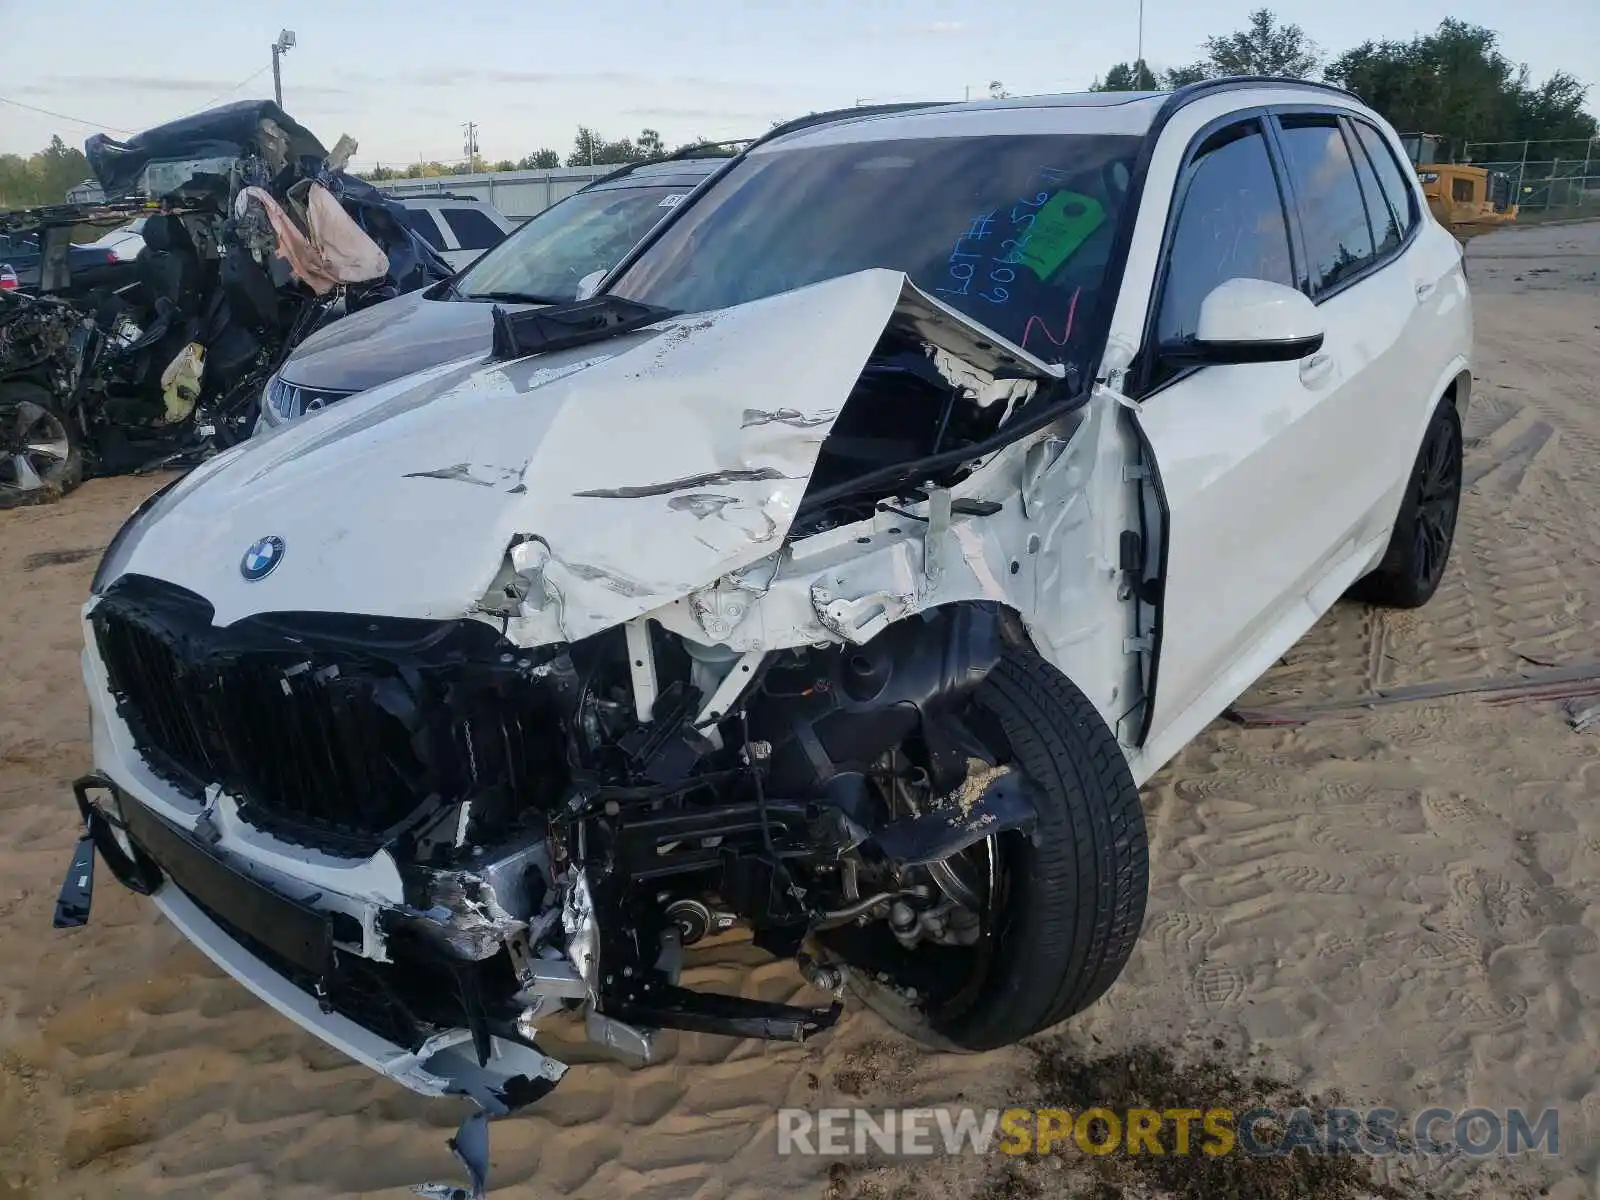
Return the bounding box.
[1415,279,1437,302]
[1298,352,1334,388]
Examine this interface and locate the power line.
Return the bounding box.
[0,94,132,134]
[182,66,272,118]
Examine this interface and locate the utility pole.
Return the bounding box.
[1136,0,1144,81]
[271,29,296,108]
[462,122,480,169]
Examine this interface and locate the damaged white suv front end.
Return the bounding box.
[70,263,1147,1099]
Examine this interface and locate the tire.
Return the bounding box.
[1354,399,1462,609]
[844,647,1149,1051]
[0,382,84,508]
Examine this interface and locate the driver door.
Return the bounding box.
[1133,114,1384,754]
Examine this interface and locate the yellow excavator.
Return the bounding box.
[1398,133,1518,232]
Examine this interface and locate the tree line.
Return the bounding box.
[359,127,721,181]
[1091,11,1596,152]
[0,136,94,209]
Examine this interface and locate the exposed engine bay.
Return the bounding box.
[84,580,1035,1077]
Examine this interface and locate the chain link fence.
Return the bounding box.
[1463,139,1600,220]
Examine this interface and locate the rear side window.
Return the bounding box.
[443,207,506,251]
[402,209,446,250]
[1155,120,1295,351]
[1343,123,1400,256]
[1276,114,1375,295]
[1351,121,1417,240]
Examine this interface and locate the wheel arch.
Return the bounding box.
[1445,365,1472,422]
[1420,357,1471,446]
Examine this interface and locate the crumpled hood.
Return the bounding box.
[107,268,1056,639]
[281,288,537,394]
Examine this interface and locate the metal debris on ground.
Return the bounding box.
[1227,661,1600,726]
[1565,698,1600,732]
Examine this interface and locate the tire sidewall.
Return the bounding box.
[1369,399,1462,606]
[0,380,85,506]
[837,647,1149,1052]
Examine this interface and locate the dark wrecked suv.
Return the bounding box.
[61,79,1473,1194]
[0,100,451,505]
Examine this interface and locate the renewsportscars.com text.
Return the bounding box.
[776,1105,1559,1159]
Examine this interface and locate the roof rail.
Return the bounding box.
[750,101,951,150]
[391,191,482,202]
[583,141,744,189]
[664,139,750,161]
[1166,75,1363,107]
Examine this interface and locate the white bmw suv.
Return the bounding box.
[62,79,1467,1184]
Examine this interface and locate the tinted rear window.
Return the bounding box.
[442,207,506,250]
[402,209,447,250]
[609,133,1142,372]
[1276,115,1375,295]
[1351,121,1417,239]
[457,185,692,303]
[0,233,40,257]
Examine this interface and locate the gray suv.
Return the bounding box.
[256,153,730,430]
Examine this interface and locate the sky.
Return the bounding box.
[1,0,1595,170]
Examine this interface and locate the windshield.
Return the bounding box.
[607,134,1140,368]
[457,183,700,303]
[140,155,238,196]
[0,233,40,258]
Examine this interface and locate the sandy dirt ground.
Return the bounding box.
[1,222,1597,1200]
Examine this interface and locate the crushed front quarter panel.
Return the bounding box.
[647,381,1138,735]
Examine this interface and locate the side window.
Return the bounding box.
[1342,121,1400,256]
[442,207,507,251]
[1276,114,1376,295]
[402,209,447,250]
[1451,177,1475,203]
[1351,120,1418,239]
[1155,120,1295,357]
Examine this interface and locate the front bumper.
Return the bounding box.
[65,771,566,1109]
[73,616,567,1110]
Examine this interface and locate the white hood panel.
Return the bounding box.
[113,270,946,634]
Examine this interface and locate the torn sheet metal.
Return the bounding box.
[108,268,1028,637]
[642,383,1135,737]
[414,1109,491,1200]
[415,838,550,960]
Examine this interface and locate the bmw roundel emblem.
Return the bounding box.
[240,535,286,581]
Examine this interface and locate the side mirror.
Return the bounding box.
[574,270,605,302]
[1163,277,1323,365]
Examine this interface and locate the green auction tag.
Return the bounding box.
[1017,191,1106,281]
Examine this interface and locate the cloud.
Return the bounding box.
[403,67,772,96]
[18,75,351,100]
[616,106,791,123]
[19,75,235,95]
[863,19,972,37]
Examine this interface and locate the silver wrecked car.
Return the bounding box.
[254,151,733,429]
